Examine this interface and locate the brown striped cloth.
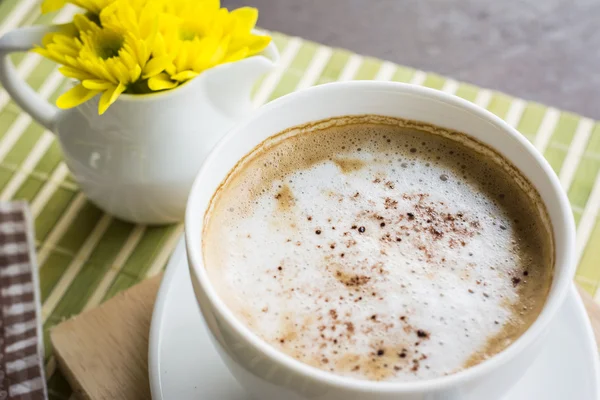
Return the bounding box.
[0,203,46,399]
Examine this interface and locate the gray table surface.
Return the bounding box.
[224,0,600,120]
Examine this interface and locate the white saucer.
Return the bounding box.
[149,238,600,399]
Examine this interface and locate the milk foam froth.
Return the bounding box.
[203,115,553,382]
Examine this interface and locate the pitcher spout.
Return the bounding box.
[202,40,280,120]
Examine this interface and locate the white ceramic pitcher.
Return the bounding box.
[0,25,279,224]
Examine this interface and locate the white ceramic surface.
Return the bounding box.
[149,238,600,400]
[0,25,279,224]
[185,82,577,400]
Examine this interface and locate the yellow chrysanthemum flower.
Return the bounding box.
[147,1,271,91]
[36,1,161,114]
[41,0,114,15]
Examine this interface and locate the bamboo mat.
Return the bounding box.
[0,2,599,399]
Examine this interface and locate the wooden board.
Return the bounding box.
[51,275,162,400]
[51,277,600,400]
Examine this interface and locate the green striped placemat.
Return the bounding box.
[1,3,599,399]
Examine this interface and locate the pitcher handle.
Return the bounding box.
[0,26,61,131]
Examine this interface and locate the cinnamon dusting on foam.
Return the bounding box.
[274,184,295,211]
[202,115,554,382]
[333,158,366,174]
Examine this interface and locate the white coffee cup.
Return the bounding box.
[185,81,575,400]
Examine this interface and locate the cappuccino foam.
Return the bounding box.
[203,115,553,382]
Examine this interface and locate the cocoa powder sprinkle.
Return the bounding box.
[416,329,430,339]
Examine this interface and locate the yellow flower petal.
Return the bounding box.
[230,7,258,33]
[174,44,190,72]
[118,50,137,70]
[59,66,95,81]
[74,0,112,14]
[165,63,177,76]
[54,22,79,38]
[148,73,178,91]
[32,47,52,60]
[139,3,160,40]
[203,0,221,13]
[41,0,67,14]
[40,24,77,48]
[105,60,130,83]
[171,70,198,82]
[222,47,248,63]
[190,36,224,72]
[141,55,170,79]
[73,13,99,32]
[152,32,167,57]
[208,38,228,65]
[246,35,271,55]
[210,8,230,37]
[82,79,114,90]
[229,34,271,57]
[56,84,99,109]
[98,82,126,115]
[130,64,142,82]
